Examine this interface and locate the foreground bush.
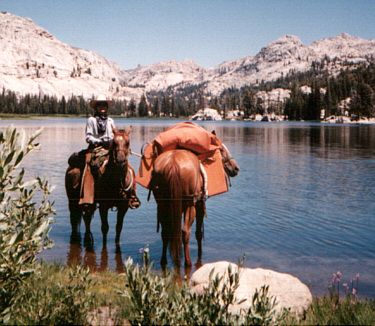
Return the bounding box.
[0,127,95,324]
[7,264,95,325]
[283,295,375,325]
[0,127,55,322]
[118,253,289,325]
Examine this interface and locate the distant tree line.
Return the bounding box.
[0,90,130,116]
[0,60,374,120]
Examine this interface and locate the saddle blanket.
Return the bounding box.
[136,122,228,197]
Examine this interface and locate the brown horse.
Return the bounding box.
[65,128,138,247]
[151,137,239,268]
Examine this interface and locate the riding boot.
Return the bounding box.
[79,153,95,205]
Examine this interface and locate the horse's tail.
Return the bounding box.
[166,159,182,266]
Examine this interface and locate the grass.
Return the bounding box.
[15,261,374,325]
[293,296,375,325]
[37,262,125,306]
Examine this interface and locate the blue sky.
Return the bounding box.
[2,0,375,69]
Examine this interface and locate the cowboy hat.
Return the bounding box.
[89,94,113,108]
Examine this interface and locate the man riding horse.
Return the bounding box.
[68,94,140,209]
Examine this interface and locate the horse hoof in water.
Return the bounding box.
[84,232,94,249]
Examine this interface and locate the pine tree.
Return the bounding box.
[138,95,148,117]
[151,97,160,117]
[242,89,255,118]
[128,99,137,117]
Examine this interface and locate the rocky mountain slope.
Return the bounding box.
[1,12,375,101]
[0,12,134,100]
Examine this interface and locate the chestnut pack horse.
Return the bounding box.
[65,128,138,247]
[151,136,239,267]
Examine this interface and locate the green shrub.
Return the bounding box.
[118,257,288,325]
[299,295,375,325]
[0,127,99,325]
[0,127,55,322]
[7,264,95,325]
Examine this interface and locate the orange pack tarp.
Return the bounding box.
[135,122,228,197]
[154,121,221,153]
[136,142,155,190]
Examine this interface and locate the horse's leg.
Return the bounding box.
[115,204,128,245]
[195,200,205,265]
[99,204,109,246]
[82,204,95,249]
[159,201,169,267]
[66,167,83,243]
[69,200,82,244]
[182,204,196,267]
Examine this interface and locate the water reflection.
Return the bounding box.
[66,235,125,273]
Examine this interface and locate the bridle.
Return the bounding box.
[111,133,130,165]
[220,143,235,165]
[111,132,134,198]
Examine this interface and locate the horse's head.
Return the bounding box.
[111,127,131,168]
[212,130,240,178]
[220,143,240,177]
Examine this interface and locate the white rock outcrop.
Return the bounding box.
[190,261,312,316]
[190,108,222,121]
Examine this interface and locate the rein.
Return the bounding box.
[121,168,133,193]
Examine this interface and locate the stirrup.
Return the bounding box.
[129,195,141,209]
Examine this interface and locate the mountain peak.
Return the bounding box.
[337,32,359,40]
[275,34,303,44]
[255,34,306,63]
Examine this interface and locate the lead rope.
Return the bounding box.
[129,148,142,158]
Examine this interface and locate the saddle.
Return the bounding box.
[78,148,140,209]
[90,147,109,177]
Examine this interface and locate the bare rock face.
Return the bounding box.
[190,261,312,316]
[1,11,375,101]
[0,11,127,100]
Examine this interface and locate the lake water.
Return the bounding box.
[1,118,375,297]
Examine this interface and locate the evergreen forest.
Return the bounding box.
[0,61,374,120]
